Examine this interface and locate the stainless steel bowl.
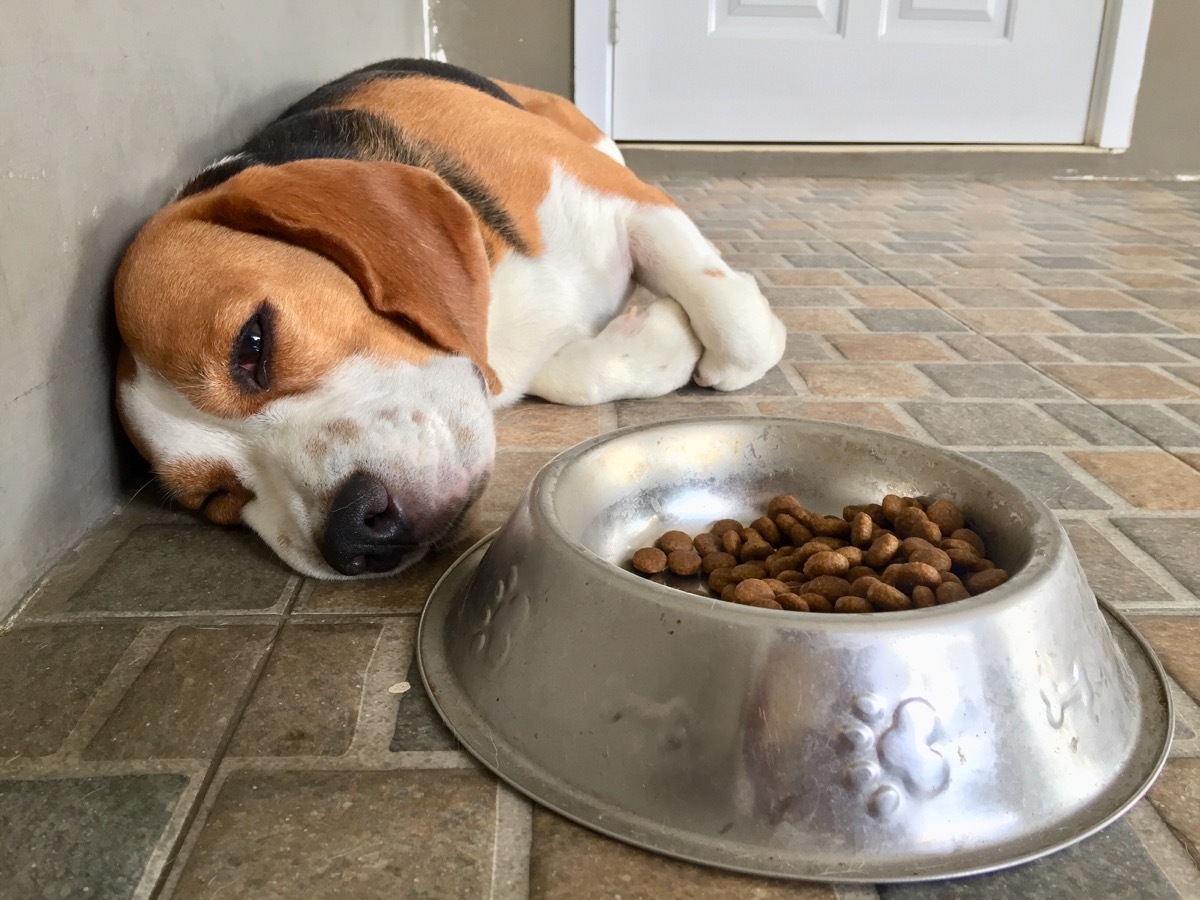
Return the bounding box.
[418,417,1171,882]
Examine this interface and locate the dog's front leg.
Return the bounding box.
[628,206,785,391]
[527,292,701,406]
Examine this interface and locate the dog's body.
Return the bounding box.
[115,60,785,578]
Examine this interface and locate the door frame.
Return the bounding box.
[574,0,1155,149]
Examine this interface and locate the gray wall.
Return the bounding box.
[0,2,423,618]
[428,0,572,95]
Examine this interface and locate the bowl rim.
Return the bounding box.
[524,415,1066,630]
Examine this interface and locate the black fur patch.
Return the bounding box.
[280,58,523,118]
[177,80,529,254]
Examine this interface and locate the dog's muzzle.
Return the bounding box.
[320,472,419,575]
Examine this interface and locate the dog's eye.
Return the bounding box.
[232,306,271,391]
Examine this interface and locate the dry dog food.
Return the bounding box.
[630,494,1008,614]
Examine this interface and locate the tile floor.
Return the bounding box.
[3,175,1200,899]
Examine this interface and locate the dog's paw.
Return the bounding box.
[616,298,703,394]
[693,273,786,391]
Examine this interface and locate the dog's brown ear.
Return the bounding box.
[189,159,500,393]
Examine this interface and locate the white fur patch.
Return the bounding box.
[122,354,494,578]
[592,136,625,166]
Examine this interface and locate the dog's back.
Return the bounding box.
[178,58,655,261]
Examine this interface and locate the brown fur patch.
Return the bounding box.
[336,77,672,259]
[704,268,726,278]
[495,81,606,145]
[115,157,501,429]
[323,418,363,441]
[157,458,254,525]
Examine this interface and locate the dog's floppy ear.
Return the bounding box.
[189,159,500,393]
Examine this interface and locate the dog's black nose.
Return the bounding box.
[320,473,417,576]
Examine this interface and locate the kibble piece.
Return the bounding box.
[945,548,993,574]
[731,562,769,581]
[776,592,810,612]
[810,536,847,550]
[965,568,1009,595]
[894,507,934,541]
[734,579,777,605]
[940,538,979,555]
[851,511,875,548]
[842,504,864,522]
[774,512,800,533]
[708,568,738,591]
[794,541,829,565]
[882,561,942,592]
[766,553,801,578]
[804,550,851,578]
[863,503,888,527]
[799,593,835,613]
[936,582,971,604]
[798,575,853,601]
[693,532,720,556]
[835,596,874,614]
[950,528,987,556]
[849,575,880,599]
[768,495,805,518]
[908,546,952,573]
[632,547,667,574]
[863,533,902,569]
[939,570,963,586]
[899,537,936,557]
[740,538,774,562]
[775,569,804,585]
[667,549,702,576]
[787,523,815,546]
[711,518,744,536]
[867,580,912,612]
[745,596,784,610]
[720,583,739,603]
[811,515,852,538]
[760,578,791,596]
[912,585,937,608]
[880,493,907,523]
[701,551,738,574]
[659,530,694,554]
[845,565,876,583]
[912,518,942,544]
[721,530,743,556]
[925,499,965,535]
[835,546,864,567]
[751,516,782,545]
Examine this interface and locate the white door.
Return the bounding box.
[611,0,1109,143]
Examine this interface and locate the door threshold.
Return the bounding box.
[619,142,1117,154]
[618,143,1127,179]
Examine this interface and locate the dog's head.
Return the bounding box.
[115,159,499,577]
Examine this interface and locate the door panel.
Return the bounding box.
[612,0,1107,143]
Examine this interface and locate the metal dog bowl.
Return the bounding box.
[418,417,1171,882]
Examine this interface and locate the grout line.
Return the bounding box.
[344,618,418,763]
[54,625,173,759]
[1085,517,1199,605]
[1126,802,1200,898]
[147,576,304,898]
[489,783,533,900]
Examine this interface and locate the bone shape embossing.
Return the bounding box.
[1040,660,1092,729]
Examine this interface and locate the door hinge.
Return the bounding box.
[609,0,619,45]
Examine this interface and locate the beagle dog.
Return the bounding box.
[115,59,785,578]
